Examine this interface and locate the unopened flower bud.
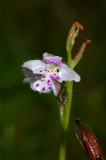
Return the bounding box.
[71,39,91,69]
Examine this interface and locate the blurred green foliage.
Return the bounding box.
[0,0,106,160]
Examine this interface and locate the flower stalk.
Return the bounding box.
[59,22,90,160]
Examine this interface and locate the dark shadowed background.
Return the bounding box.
[0,0,106,160]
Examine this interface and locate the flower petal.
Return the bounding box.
[58,64,81,82]
[22,60,47,72]
[33,68,50,75]
[22,67,42,80]
[23,74,42,83]
[51,82,58,96]
[30,80,52,93]
[43,52,63,66]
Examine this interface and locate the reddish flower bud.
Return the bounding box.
[84,39,91,44]
[74,22,84,30]
[71,39,91,69]
[66,24,75,49]
[75,119,104,160]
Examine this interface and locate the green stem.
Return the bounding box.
[59,81,73,160]
[59,129,67,160]
[59,105,64,128]
[63,81,73,131]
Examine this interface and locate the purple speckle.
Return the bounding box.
[43,76,46,78]
[56,76,60,80]
[45,70,47,71]
[36,84,39,87]
[50,75,54,81]
[48,80,50,83]
[42,87,45,91]
[40,70,42,72]
[48,87,51,90]
[51,71,53,72]
[54,73,56,75]
[48,71,49,72]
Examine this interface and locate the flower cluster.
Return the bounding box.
[22,53,80,96]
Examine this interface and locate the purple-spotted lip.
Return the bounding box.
[45,58,62,67]
[50,75,60,81]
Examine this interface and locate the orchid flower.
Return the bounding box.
[22,53,80,96]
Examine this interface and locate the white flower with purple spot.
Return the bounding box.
[22,52,80,96]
